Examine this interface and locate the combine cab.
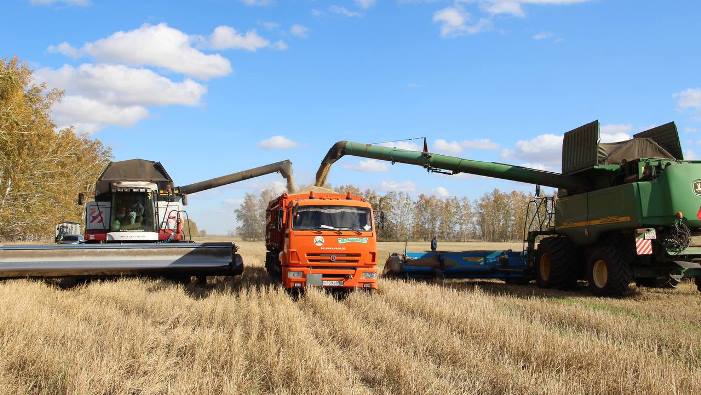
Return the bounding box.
[0,159,295,281]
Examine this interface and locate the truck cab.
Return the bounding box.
[265,190,378,290]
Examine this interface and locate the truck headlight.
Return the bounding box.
[362,272,377,279]
[287,271,304,279]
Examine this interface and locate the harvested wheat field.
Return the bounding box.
[0,240,699,394]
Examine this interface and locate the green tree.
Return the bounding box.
[0,58,111,241]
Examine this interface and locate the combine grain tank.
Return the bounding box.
[315,121,701,295]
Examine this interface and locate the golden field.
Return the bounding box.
[0,240,699,394]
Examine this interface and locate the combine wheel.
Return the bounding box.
[535,237,578,290]
[586,244,633,296]
[232,253,244,276]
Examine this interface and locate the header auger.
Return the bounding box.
[315,120,701,296]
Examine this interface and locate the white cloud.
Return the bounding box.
[50,23,232,80]
[432,7,491,37]
[35,64,207,133]
[380,141,422,151]
[380,180,416,192]
[207,26,270,51]
[599,123,632,143]
[290,24,309,38]
[434,139,463,154]
[52,96,149,134]
[532,31,553,40]
[344,159,389,172]
[240,0,272,6]
[501,133,562,168]
[257,136,299,150]
[434,186,450,197]
[30,0,90,6]
[48,42,80,58]
[273,40,289,50]
[35,64,206,106]
[675,88,701,115]
[481,0,591,17]
[329,5,362,17]
[433,138,498,154]
[685,127,698,133]
[354,0,376,9]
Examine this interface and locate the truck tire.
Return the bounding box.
[265,251,281,281]
[535,236,578,290]
[695,277,701,293]
[586,244,634,296]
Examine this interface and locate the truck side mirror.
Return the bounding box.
[182,194,188,206]
[77,193,85,205]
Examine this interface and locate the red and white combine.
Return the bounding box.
[0,159,295,280]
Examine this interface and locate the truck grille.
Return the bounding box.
[306,253,361,264]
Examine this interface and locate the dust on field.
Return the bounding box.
[0,241,699,394]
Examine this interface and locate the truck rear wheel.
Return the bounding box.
[586,244,633,296]
[535,237,578,290]
[265,251,281,282]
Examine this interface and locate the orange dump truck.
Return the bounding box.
[265,190,378,291]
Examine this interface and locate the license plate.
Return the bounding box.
[322,280,344,287]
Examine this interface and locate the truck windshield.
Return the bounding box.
[293,206,372,231]
[110,191,156,232]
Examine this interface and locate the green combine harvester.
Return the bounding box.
[316,121,701,296]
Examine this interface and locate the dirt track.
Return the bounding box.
[0,240,699,394]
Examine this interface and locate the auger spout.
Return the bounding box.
[179,160,296,195]
[315,141,587,191]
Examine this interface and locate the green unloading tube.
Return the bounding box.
[315,141,586,191]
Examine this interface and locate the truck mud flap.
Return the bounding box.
[0,243,240,278]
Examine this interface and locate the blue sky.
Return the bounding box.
[4,0,701,234]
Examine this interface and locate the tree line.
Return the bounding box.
[234,185,535,242]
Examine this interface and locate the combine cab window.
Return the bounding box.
[110,191,156,232]
[293,206,372,231]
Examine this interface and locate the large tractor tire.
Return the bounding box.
[586,244,634,296]
[535,236,579,290]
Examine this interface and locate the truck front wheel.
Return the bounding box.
[587,244,633,296]
[535,237,578,290]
